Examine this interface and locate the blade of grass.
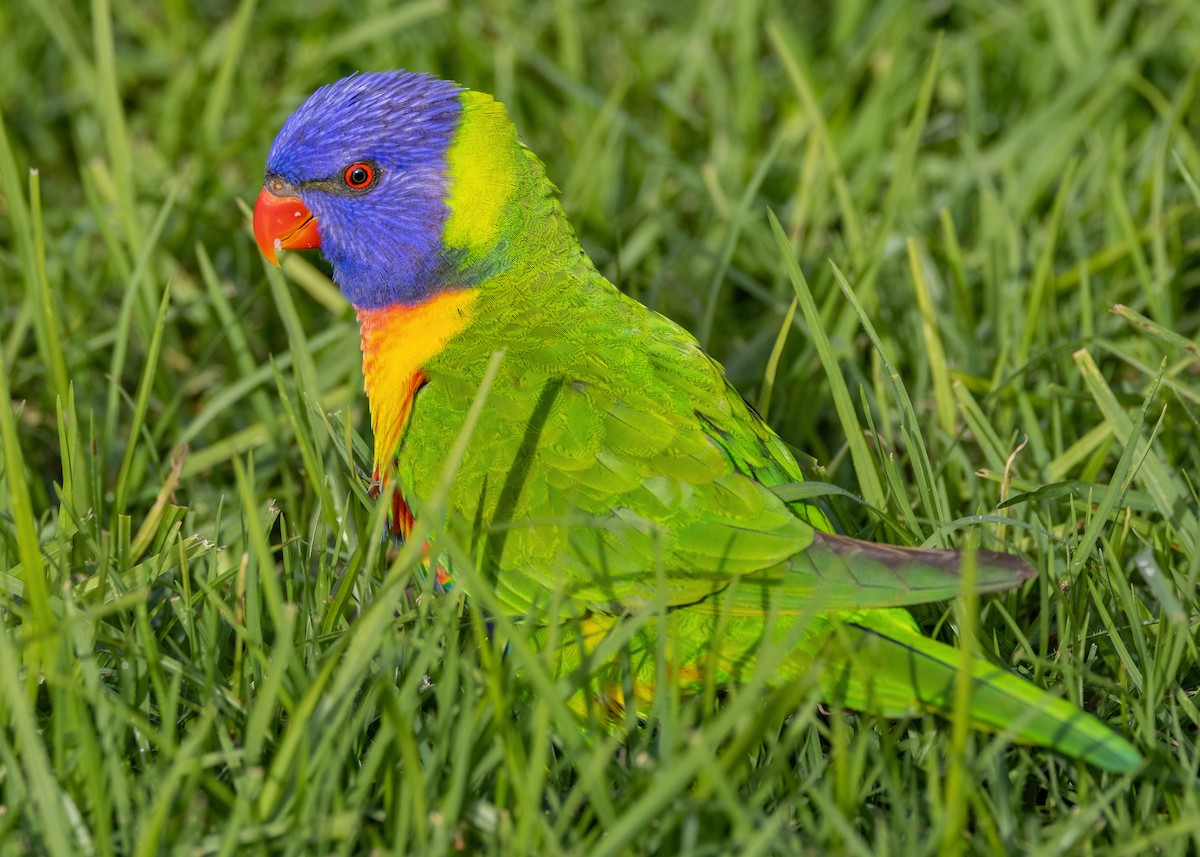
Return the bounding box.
[112,285,173,517]
[769,211,885,509]
[831,261,952,541]
[1068,351,1164,577]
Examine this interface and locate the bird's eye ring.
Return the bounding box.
[344,162,375,190]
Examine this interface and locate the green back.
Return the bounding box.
[401,255,828,616]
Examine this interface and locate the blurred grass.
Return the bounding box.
[2,0,1200,853]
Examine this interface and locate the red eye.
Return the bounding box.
[344,162,375,189]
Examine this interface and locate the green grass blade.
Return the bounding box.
[769,211,885,509]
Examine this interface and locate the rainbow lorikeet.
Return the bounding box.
[253,71,1140,772]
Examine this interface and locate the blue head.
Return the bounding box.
[255,71,464,308]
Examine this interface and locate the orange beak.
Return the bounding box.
[253,186,321,266]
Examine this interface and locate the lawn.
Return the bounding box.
[2,0,1199,853]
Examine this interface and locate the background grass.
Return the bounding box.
[2,0,1199,853]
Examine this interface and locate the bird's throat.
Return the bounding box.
[358,288,479,486]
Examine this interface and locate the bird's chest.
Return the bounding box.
[358,289,480,537]
[391,363,531,504]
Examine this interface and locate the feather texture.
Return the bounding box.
[256,70,1141,772]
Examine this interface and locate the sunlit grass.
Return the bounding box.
[2,0,1199,853]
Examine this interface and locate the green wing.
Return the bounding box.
[396,273,1031,617]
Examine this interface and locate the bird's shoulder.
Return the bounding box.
[423,270,791,481]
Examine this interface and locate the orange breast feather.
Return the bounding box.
[358,289,478,538]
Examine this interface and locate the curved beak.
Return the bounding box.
[253,185,321,266]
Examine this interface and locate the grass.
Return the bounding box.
[2,0,1200,853]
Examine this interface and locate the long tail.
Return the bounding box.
[818,613,1141,773]
[552,606,1141,772]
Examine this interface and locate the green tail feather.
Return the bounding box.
[558,603,1141,773]
[818,615,1142,773]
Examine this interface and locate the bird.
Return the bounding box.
[252,70,1140,772]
